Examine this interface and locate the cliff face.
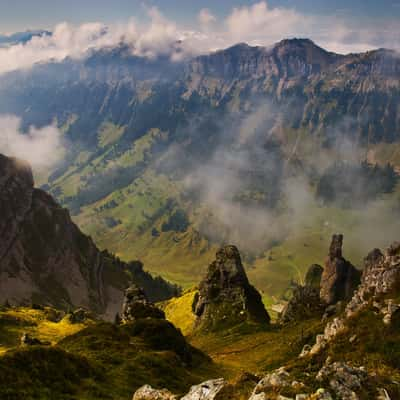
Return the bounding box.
[185,39,400,143]
[0,154,176,319]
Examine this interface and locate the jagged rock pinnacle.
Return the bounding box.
[192,245,270,331]
[320,234,361,305]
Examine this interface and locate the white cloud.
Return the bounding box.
[0,1,398,76]
[225,2,307,44]
[198,8,217,27]
[0,115,65,171]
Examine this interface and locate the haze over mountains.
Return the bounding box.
[0,37,399,302]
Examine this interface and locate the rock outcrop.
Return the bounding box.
[180,379,226,400]
[320,235,361,305]
[280,264,324,323]
[0,154,177,319]
[346,242,400,320]
[132,385,176,400]
[122,285,165,322]
[192,245,270,331]
[303,240,400,358]
[316,361,368,400]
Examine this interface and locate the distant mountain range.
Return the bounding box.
[0,38,399,299]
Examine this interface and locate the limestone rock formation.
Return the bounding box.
[280,264,324,323]
[180,379,226,400]
[249,367,334,400]
[122,285,165,322]
[320,235,361,305]
[192,245,270,331]
[303,240,400,358]
[316,361,368,400]
[346,242,400,320]
[0,154,176,319]
[132,379,227,400]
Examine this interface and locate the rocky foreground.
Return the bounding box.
[133,238,400,400]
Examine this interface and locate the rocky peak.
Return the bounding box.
[346,242,400,319]
[192,245,270,331]
[303,239,400,358]
[328,234,343,258]
[320,234,361,305]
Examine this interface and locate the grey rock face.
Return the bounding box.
[346,242,400,320]
[0,154,125,318]
[180,379,226,400]
[132,379,227,400]
[316,361,368,400]
[192,245,270,331]
[0,154,175,319]
[249,367,334,400]
[303,240,400,358]
[320,235,361,305]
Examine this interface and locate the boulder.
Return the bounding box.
[192,245,270,331]
[122,285,165,322]
[316,361,367,400]
[320,235,361,305]
[252,367,291,394]
[180,378,226,400]
[132,385,176,400]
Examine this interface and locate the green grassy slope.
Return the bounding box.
[46,119,400,305]
[0,306,217,400]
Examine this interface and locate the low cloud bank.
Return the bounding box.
[0,115,65,172]
[0,1,398,75]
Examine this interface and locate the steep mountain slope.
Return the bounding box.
[0,39,399,300]
[0,154,177,318]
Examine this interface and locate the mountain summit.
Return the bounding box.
[192,245,270,331]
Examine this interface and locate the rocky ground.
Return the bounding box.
[0,198,399,399]
[133,238,400,400]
